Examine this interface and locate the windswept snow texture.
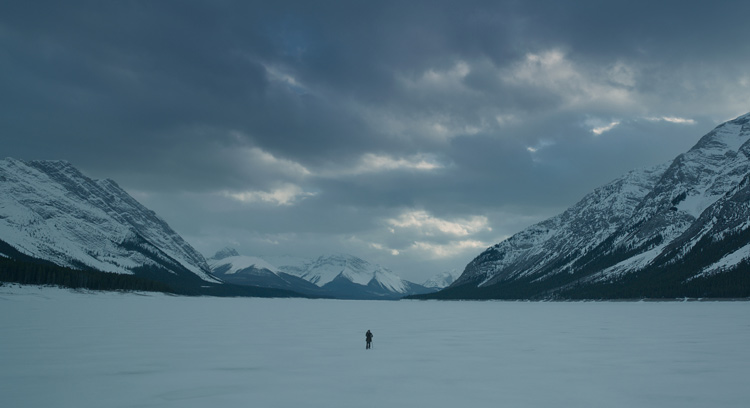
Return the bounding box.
[2,286,749,408]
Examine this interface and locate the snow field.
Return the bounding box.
[1,286,749,408]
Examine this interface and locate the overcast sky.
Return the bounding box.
[2,1,749,282]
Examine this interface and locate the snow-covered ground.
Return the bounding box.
[1,285,749,408]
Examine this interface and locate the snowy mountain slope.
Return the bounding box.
[288,254,434,299]
[651,172,750,278]
[0,158,218,285]
[210,254,280,275]
[209,250,432,299]
[429,112,750,299]
[598,113,750,273]
[207,249,326,296]
[370,267,408,293]
[290,254,374,286]
[422,271,456,289]
[453,162,668,288]
[282,254,422,298]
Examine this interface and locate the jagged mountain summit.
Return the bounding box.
[210,249,435,299]
[207,249,326,296]
[280,253,436,299]
[0,159,302,297]
[421,113,750,300]
[289,254,406,292]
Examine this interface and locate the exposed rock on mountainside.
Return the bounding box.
[421,113,750,299]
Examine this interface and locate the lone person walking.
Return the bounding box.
[365,330,373,350]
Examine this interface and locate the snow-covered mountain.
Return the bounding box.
[209,250,434,299]
[293,254,406,291]
[427,113,750,299]
[279,254,436,299]
[422,271,457,290]
[0,159,271,295]
[207,249,326,296]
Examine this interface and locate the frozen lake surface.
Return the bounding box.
[2,285,749,408]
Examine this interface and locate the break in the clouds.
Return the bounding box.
[224,183,316,207]
[1,0,749,282]
[387,210,490,238]
[589,120,621,136]
[647,116,697,125]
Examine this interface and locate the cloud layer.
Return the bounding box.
[2,0,749,281]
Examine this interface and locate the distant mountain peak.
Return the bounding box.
[211,247,240,260]
[208,252,434,299]
[423,271,456,289]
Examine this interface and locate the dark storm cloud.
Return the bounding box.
[2,0,749,280]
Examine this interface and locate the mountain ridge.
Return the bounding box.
[0,158,307,297]
[208,249,435,299]
[417,112,750,300]
[0,158,216,282]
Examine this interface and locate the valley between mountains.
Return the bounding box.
[2,113,750,299]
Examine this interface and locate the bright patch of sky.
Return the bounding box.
[527,139,556,153]
[646,116,697,125]
[504,50,634,109]
[592,121,621,135]
[387,210,490,237]
[338,153,444,176]
[243,147,312,178]
[224,184,317,206]
[409,239,488,258]
[263,64,309,95]
[368,241,400,256]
